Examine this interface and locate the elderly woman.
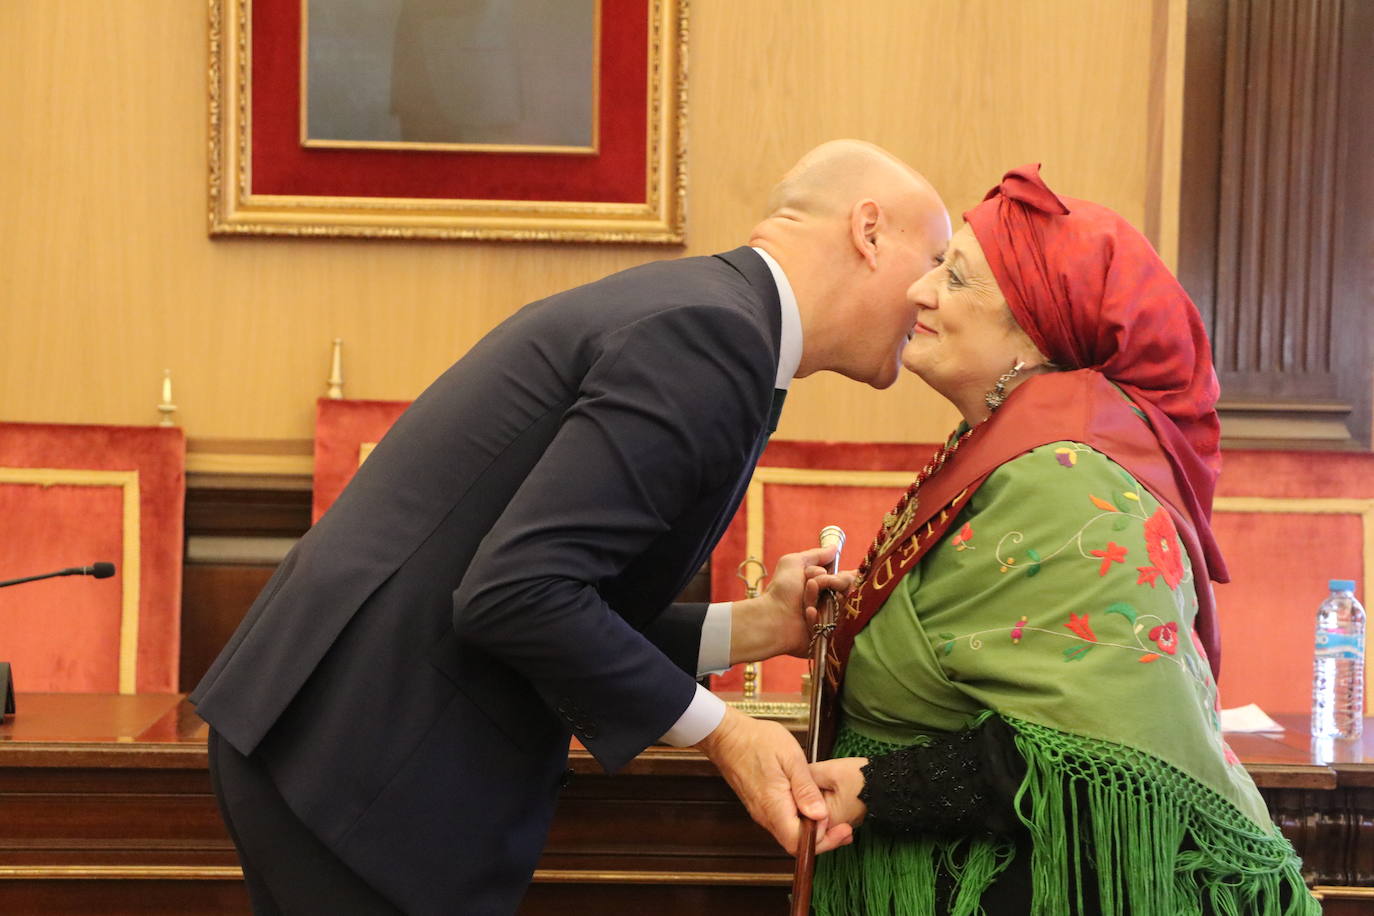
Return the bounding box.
[809,166,1315,915]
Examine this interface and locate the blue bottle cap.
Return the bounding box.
[1329,579,1357,592]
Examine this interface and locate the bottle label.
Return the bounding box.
[1315,632,1364,660]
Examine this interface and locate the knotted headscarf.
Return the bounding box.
[964,164,1228,583]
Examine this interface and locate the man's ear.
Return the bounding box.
[849,199,883,269]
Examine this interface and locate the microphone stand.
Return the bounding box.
[0,563,116,718]
[789,525,845,916]
[0,663,12,718]
[0,564,114,589]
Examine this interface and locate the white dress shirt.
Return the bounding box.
[659,247,802,746]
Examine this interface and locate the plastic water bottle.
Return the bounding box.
[1312,579,1366,739]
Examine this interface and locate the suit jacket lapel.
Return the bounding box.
[715,246,783,365]
[768,388,786,435]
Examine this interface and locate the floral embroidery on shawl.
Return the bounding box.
[936,444,1232,765]
[1140,506,1185,588]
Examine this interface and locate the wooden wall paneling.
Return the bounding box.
[1217,0,1259,378]
[1216,0,1338,393]
[1182,0,1372,446]
[1329,0,1374,449]
[179,564,276,694]
[178,483,311,691]
[1178,0,1226,316]
[182,485,312,538]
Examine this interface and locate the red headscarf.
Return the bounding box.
[964,164,1229,584]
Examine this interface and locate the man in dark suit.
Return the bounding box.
[193,140,950,914]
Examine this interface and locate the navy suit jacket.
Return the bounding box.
[191,248,783,914]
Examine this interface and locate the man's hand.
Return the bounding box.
[730,545,855,664]
[696,706,853,856]
[810,756,870,829]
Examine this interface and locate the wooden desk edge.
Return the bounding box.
[0,741,208,769]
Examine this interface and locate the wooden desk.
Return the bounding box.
[1226,715,1374,911]
[2,697,1371,914]
[0,694,243,914]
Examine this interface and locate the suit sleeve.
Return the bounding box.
[640,602,709,674]
[451,305,772,772]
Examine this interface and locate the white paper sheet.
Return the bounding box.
[1219,703,1285,733]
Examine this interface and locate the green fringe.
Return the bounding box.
[813,728,1015,916]
[811,720,1319,916]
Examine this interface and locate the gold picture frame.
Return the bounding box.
[208,0,687,243]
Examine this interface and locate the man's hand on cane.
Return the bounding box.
[728,545,856,663]
[696,706,855,856]
[699,542,857,858]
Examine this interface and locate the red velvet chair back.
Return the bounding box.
[312,398,410,523]
[1211,450,1373,715]
[0,423,185,694]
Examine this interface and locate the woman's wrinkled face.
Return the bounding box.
[901,224,1038,420]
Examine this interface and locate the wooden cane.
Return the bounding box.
[789,525,845,916]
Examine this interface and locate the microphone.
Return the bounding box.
[0,563,118,589]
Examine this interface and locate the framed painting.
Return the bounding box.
[209,0,687,242]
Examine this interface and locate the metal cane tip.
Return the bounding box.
[818,525,846,551]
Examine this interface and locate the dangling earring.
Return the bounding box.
[984,360,1026,411]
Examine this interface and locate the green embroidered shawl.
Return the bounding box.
[815,441,1315,916]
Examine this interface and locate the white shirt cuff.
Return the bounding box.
[659,684,727,747]
[697,601,733,676]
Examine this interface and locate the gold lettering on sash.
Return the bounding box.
[871,556,896,590]
[939,509,949,524]
[845,587,863,618]
[898,533,921,564]
[924,522,934,539]
[951,488,969,506]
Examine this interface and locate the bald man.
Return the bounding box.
[193,140,950,915]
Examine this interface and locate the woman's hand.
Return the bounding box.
[810,756,870,828]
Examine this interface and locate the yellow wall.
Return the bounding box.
[0,0,1171,459]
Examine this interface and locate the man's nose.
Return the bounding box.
[907,272,938,308]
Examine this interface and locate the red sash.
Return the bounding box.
[816,370,1221,756]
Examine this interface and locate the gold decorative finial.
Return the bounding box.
[736,557,768,700]
[157,369,177,427]
[327,338,344,399]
